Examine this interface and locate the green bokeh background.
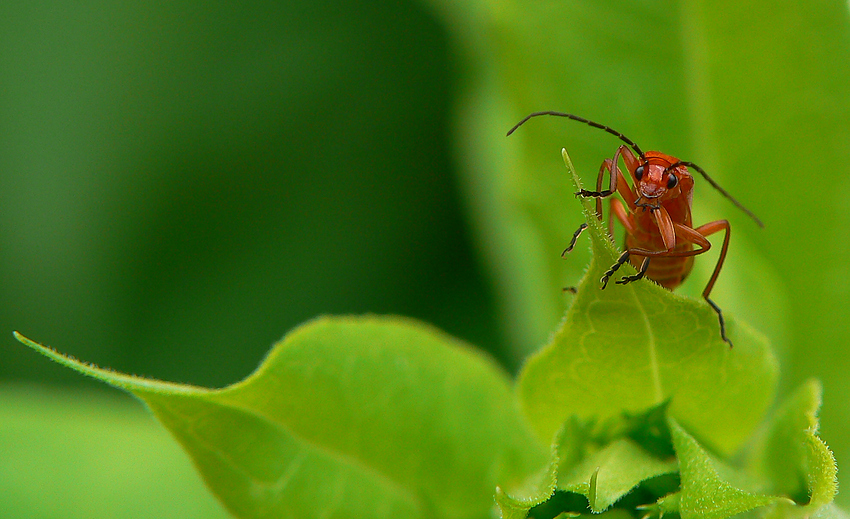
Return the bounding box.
[2,0,848,516]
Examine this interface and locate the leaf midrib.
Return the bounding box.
[626,283,664,403]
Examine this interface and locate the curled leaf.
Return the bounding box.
[669,417,788,519]
[743,380,838,517]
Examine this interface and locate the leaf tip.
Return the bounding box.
[14,331,54,355]
[588,466,600,511]
[560,148,580,187]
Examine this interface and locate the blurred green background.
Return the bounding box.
[2,0,849,516]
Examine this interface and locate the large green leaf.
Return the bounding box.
[14,315,546,519]
[517,151,778,456]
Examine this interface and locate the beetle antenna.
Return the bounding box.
[507,111,645,158]
[672,161,764,228]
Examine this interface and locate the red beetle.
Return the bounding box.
[508,111,763,346]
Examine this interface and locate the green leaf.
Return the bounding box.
[669,417,787,519]
[647,491,681,517]
[558,438,677,512]
[810,504,850,519]
[498,403,681,518]
[495,448,558,519]
[14,315,547,519]
[743,380,837,516]
[517,150,779,456]
[549,406,678,513]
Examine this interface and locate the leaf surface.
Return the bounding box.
[517,151,779,456]
[669,418,787,519]
[494,450,557,519]
[558,438,677,512]
[15,316,546,519]
[743,380,838,517]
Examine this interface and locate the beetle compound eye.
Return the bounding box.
[635,164,645,180]
[667,173,678,189]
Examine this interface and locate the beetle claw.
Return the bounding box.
[616,273,643,285]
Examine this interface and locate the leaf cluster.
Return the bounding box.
[497,152,839,519]
[10,153,842,518]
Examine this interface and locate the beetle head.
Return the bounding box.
[633,153,691,209]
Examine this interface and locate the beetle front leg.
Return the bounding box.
[577,158,619,220]
[616,256,650,285]
[600,251,631,289]
[577,146,634,205]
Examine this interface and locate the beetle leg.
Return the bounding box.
[593,158,612,219]
[578,146,635,211]
[706,297,731,347]
[616,256,650,285]
[608,197,651,285]
[630,219,732,346]
[600,250,630,289]
[578,159,617,199]
[691,220,732,347]
[654,206,677,251]
[614,147,639,210]
[578,157,617,219]
[625,221,712,258]
[562,223,588,256]
[620,145,643,187]
[609,195,642,240]
[689,220,731,300]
